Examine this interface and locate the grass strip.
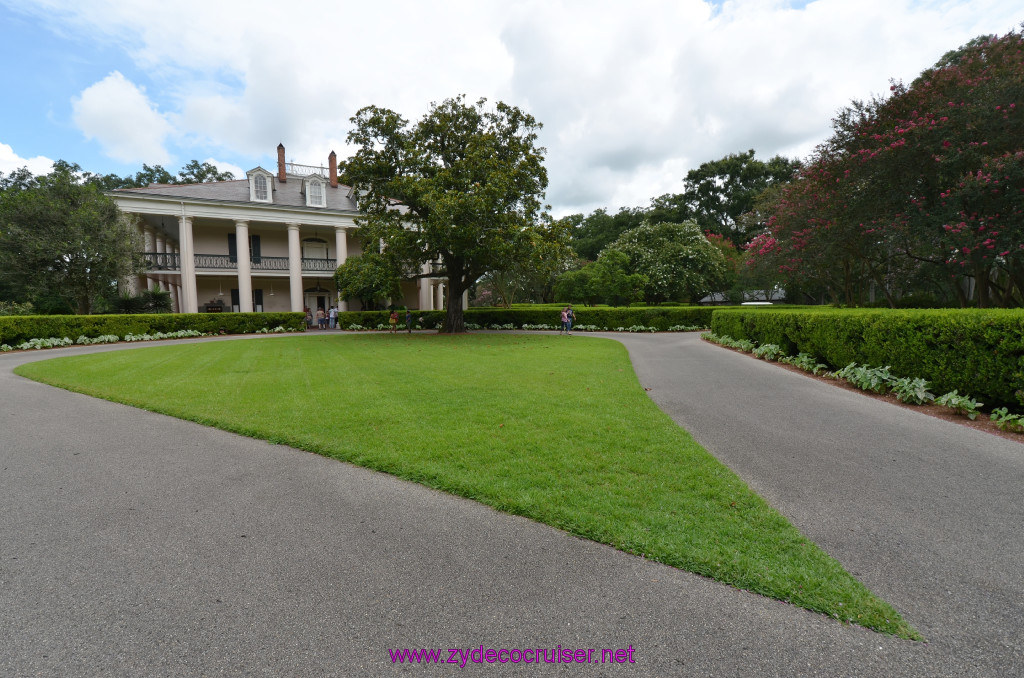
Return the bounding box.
[15,333,919,639]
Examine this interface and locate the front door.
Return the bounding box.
[304,294,328,319]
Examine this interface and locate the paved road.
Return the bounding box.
[1,333,1021,676]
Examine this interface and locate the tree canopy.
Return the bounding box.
[334,250,403,311]
[341,95,557,331]
[554,249,647,306]
[0,161,144,314]
[750,29,1024,307]
[648,150,800,246]
[604,221,727,303]
[86,160,236,191]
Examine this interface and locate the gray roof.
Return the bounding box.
[111,174,360,213]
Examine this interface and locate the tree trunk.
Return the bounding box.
[974,264,990,308]
[442,264,467,333]
[1005,263,1024,308]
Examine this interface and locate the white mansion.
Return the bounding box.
[109,144,451,314]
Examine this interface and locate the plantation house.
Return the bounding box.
[109,144,451,314]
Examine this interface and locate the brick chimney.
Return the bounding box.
[277,143,286,183]
[328,151,338,188]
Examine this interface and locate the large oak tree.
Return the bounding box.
[0,161,144,314]
[341,96,553,332]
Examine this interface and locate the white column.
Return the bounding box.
[462,289,469,309]
[335,226,348,311]
[418,276,429,311]
[170,283,179,313]
[173,243,181,307]
[179,216,198,313]
[143,226,157,289]
[287,223,303,312]
[235,220,253,313]
[136,222,148,294]
[154,233,166,291]
[435,282,445,310]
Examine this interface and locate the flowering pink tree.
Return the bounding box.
[750,30,1024,306]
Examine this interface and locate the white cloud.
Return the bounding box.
[71,71,172,164]
[0,142,54,176]
[203,157,245,179]
[12,0,1024,215]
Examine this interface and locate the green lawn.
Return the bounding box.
[16,333,919,639]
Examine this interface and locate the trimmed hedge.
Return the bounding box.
[337,306,721,331]
[0,312,305,345]
[710,308,1024,408]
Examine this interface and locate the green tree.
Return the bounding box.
[334,250,403,311]
[0,162,144,314]
[554,251,647,306]
[589,250,647,306]
[341,96,551,332]
[752,30,1024,307]
[664,150,801,245]
[554,266,599,306]
[604,221,727,303]
[176,160,235,184]
[86,161,235,190]
[567,207,647,260]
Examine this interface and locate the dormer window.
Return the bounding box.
[254,174,268,201]
[246,168,274,204]
[306,176,326,208]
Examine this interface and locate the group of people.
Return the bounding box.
[560,305,575,334]
[305,306,339,330]
[388,309,414,333]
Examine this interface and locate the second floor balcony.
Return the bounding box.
[143,252,338,273]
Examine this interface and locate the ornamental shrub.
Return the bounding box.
[338,306,719,332]
[710,308,1024,407]
[0,312,305,345]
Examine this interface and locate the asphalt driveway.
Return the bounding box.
[1,332,1020,676]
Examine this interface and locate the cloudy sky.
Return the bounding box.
[1,0,1021,216]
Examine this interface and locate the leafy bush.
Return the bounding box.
[990,407,1024,433]
[0,312,305,345]
[0,301,35,316]
[710,307,1024,407]
[834,363,895,394]
[12,336,74,350]
[124,330,205,342]
[337,307,725,333]
[703,332,757,353]
[890,377,935,405]
[75,334,120,345]
[778,352,829,375]
[935,391,984,420]
[751,343,783,361]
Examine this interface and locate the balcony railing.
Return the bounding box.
[194,254,235,269]
[301,257,337,271]
[185,253,337,272]
[143,252,180,270]
[251,256,289,271]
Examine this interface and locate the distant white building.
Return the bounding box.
[109,144,446,314]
